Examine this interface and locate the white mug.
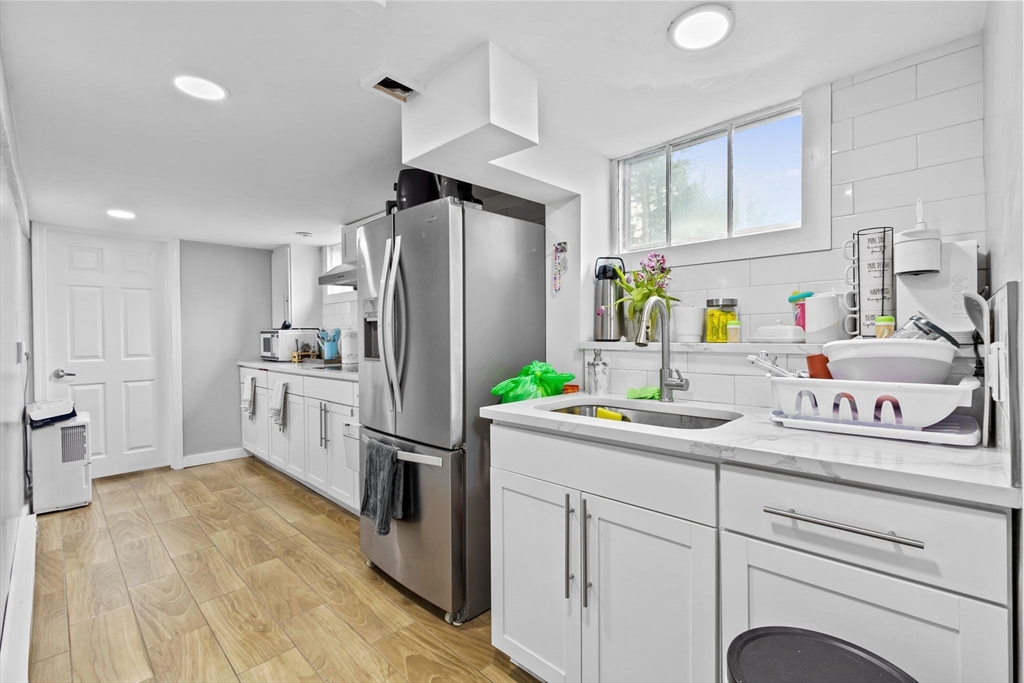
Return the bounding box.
[804,293,842,344]
[672,306,705,342]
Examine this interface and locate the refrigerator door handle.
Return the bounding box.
[384,235,403,413]
[378,237,396,413]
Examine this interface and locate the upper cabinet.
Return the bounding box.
[271,245,322,328]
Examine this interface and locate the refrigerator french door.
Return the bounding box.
[357,197,545,624]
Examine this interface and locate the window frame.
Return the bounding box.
[618,98,803,254]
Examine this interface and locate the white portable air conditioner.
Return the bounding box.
[32,412,92,514]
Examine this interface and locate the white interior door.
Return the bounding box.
[35,227,174,477]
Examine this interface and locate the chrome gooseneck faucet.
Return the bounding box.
[634,295,689,402]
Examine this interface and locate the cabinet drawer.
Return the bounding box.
[720,465,1009,604]
[492,425,716,526]
[268,371,302,396]
[239,367,268,389]
[303,376,355,405]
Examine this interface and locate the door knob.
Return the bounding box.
[53,369,76,379]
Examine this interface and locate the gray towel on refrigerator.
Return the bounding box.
[360,438,406,536]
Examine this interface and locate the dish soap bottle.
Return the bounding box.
[587,350,610,396]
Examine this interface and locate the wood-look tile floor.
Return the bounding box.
[29,458,536,683]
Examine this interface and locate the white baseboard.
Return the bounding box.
[0,514,37,683]
[182,447,248,469]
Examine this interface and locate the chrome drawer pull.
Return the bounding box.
[763,506,925,550]
[396,452,442,468]
[564,494,574,600]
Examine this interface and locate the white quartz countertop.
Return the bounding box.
[481,394,1019,509]
[238,361,358,382]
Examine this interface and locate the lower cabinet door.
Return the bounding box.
[284,394,306,479]
[269,393,304,473]
[326,403,355,509]
[491,468,582,683]
[304,398,328,491]
[253,387,269,461]
[720,532,1011,682]
[581,494,716,683]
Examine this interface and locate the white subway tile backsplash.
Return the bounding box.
[670,260,751,290]
[831,194,986,244]
[853,158,984,213]
[734,375,774,408]
[750,249,848,286]
[609,369,648,395]
[917,120,983,168]
[916,46,982,98]
[672,372,735,404]
[850,32,981,85]
[832,66,916,121]
[798,279,852,295]
[688,353,769,377]
[853,83,983,147]
[707,283,797,315]
[832,184,854,216]
[831,136,917,184]
[832,119,854,153]
[670,289,709,307]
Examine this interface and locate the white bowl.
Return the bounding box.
[822,339,956,384]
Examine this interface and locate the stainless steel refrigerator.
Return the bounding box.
[357,197,545,624]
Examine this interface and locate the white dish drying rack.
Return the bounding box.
[769,376,980,446]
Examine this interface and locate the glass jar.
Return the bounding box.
[705,298,739,343]
[874,315,896,339]
[727,320,742,343]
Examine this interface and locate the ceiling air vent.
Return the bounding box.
[361,65,423,104]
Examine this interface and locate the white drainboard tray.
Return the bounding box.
[770,375,980,429]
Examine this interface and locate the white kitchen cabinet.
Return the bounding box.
[326,402,357,509]
[271,245,322,328]
[241,394,255,454]
[582,494,717,683]
[490,468,717,683]
[720,532,1011,682]
[491,468,582,683]
[304,397,329,492]
[269,392,305,475]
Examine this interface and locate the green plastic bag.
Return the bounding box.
[491,361,576,404]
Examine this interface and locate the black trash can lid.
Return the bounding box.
[728,627,917,683]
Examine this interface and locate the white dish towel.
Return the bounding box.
[240,375,256,418]
[269,381,287,430]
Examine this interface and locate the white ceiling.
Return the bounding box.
[0,1,986,248]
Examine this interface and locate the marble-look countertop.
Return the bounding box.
[238,361,358,382]
[481,394,1019,509]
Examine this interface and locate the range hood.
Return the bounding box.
[318,262,357,287]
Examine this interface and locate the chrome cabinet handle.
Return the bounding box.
[397,451,442,467]
[53,369,76,379]
[384,235,403,413]
[378,238,395,412]
[319,403,325,448]
[321,403,329,450]
[564,494,574,600]
[582,498,592,608]
[763,506,925,549]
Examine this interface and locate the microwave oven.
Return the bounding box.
[260,329,319,362]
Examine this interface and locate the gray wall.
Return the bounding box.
[180,241,271,457]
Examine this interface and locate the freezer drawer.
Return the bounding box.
[359,428,465,616]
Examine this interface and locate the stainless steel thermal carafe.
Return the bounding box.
[594,257,625,341]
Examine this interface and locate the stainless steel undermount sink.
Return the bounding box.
[550,404,740,430]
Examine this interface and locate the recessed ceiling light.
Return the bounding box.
[173,75,228,101]
[669,4,735,52]
[107,209,136,219]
